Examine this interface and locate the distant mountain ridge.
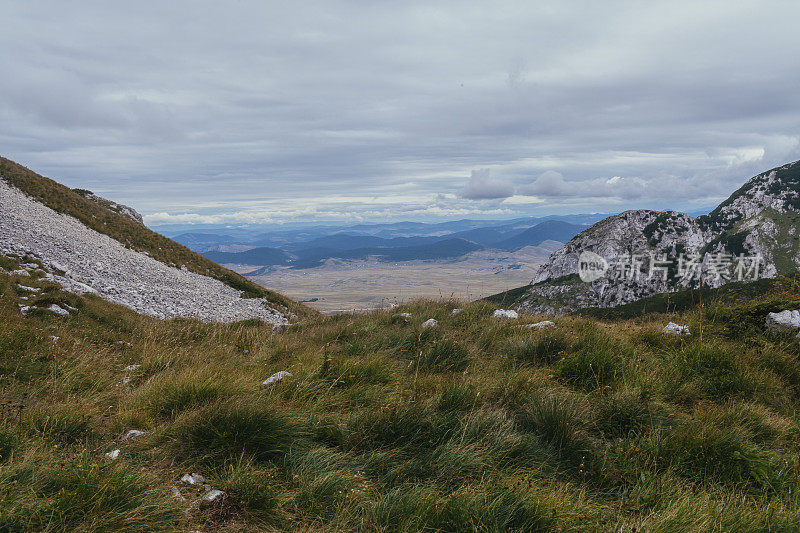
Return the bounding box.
[196,220,587,268]
[505,160,800,314]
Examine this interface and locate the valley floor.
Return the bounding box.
[236,245,557,313]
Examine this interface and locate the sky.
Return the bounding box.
[3,1,800,228]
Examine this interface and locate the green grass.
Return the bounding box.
[3,257,800,531]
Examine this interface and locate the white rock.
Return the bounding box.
[422,318,439,329]
[122,429,145,440]
[10,269,30,277]
[124,364,141,371]
[262,370,292,387]
[47,304,70,316]
[18,305,32,315]
[398,312,412,318]
[493,309,519,319]
[766,310,800,332]
[202,489,225,503]
[105,449,120,460]
[663,322,691,336]
[525,320,555,329]
[170,486,187,502]
[17,284,40,292]
[450,309,463,315]
[181,473,207,485]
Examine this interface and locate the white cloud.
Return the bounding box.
[458,169,515,200]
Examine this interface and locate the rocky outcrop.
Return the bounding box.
[73,188,145,225]
[515,160,800,314]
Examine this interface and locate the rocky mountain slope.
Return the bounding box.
[510,160,800,313]
[0,157,305,323]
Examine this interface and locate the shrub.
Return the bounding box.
[594,388,657,437]
[0,430,16,462]
[502,330,570,366]
[135,374,226,419]
[680,345,751,398]
[170,399,303,464]
[415,338,470,372]
[363,483,580,532]
[28,408,94,445]
[555,343,624,390]
[318,356,393,387]
[217,459,282,523]
[643,410,789,489]
[344,403,458,454]
[0,454,180,531]
[518,393,588,451]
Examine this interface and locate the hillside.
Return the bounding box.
[507,161,800,314]
[0,157,311,322]
[3,253,800,530]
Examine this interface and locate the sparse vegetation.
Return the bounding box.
[0,157,311,319]
[2,250,800,531]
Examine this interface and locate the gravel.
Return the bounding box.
[0,180,287,324]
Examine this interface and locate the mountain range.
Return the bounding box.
[194,219,590,269]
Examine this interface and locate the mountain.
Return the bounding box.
[503,160,800,313]
[492,220,585,251]
[288,238,484,268]
[0,157,308,323]
[204,247,291,266]
[282,233,442,253]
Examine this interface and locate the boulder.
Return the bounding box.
[181,473,206,485]
[422,318,439,329]
[766,310,800,333]
[493,309,519,319]
[105,449,120,460]
[170,486,187,502]
[525,320,555,329]
[17,284,40,292]
[122,429,145,440]
[47,304,70,316]
[451,309,463,316]
[663,322,691,336]
[202,489,225,503]
[262,370,292,388]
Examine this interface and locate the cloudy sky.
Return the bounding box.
[3,1,800,228]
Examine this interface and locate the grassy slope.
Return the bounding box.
[3,253,800,531]
[0,157,313,320]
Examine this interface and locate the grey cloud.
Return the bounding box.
[458,169,515,200]
[518,171,647,200]
[1,1,800,223]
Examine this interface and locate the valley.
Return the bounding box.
[231,243,560,313]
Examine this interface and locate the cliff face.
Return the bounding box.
[515,161,800,314]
